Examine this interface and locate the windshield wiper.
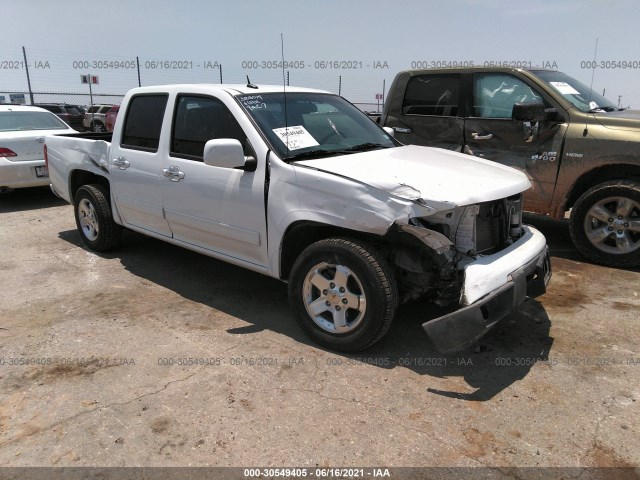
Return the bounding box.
[287,143,390,161]
[588,106,617,113]
[287,149,341,161]
[341,143,390,152]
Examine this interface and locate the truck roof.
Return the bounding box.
[395,67,559,75]
[126,84,332,96]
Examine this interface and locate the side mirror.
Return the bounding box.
[203,139,256,171]
[545,107,565,123]
[512,102,546,122]
[383,126,395,138]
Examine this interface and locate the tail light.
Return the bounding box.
[44,144,48,169]
[0,148,18,157]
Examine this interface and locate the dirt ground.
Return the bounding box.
[0,187,638,477]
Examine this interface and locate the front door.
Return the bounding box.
[464,72,566,213]
[160,94,268,268]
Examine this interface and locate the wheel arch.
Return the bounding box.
[278,220,461,303]
[564,163,640,212]
[279,221,384,281]
[69,169,110,202]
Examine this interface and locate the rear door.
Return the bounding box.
[463,71,567,213]
[109,94,172,237]
[384,72,464,151]
[160,93,268,268]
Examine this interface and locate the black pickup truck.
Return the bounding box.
[381,67,640,267]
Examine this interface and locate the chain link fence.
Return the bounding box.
[1,47,388,115]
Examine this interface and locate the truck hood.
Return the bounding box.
[594,109,640,132]
[293,145,531,209]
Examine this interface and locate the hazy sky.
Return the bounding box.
[1,0,639,107]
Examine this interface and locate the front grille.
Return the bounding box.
[475,201,504,254]
[438,194,523,256]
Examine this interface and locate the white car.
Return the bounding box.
[82,104,114,132]
[0,105,76,192]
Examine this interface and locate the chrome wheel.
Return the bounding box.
[78,198,99,241]
[302,262,366,334]
[584,196,640,255]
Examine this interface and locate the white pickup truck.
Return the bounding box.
[45,83,551,352]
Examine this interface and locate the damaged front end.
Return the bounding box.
[386,193,551,353]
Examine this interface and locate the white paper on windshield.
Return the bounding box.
[550,82,580,95]
[589,101,600,110]
[272,125,319,150]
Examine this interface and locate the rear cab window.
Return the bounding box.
[403,74,461,116]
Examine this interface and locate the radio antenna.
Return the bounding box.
[584,37,598,137]
[281,33,289,155]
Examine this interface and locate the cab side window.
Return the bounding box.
[402,74,460,116]
[121,94,168,152]
[473,74,543,118]
[171,95,251,160]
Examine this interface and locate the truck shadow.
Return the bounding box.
[58,228,554,402]
[523,213,583,262]
[0,186,67,213]
[374,299,553,401]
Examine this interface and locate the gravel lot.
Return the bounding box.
[1,187,639,477]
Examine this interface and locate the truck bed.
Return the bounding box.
[54,131,113,141]
[47,132,112,203]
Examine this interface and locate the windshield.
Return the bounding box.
[532,70,618,113]
[0,111,69,131]
[237,92,397,160]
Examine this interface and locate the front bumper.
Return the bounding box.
[423,226,552,353]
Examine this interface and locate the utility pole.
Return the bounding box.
[382,79,386,109]
[22,46,34,105]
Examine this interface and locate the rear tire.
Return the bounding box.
[91,121,105,132]
[288,238,398,352]
[569,179,640,268]
[74,184,122,252]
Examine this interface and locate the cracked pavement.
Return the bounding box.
[0,188,639,469]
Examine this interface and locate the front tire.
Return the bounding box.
[569,179,640,268]
[74,184,122,252]
[288,238,398,352]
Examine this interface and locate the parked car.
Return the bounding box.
[46,84,552,352]
[36,103,85,131]
[105,105,120,132]
[83,104,114,132]
[381,67,640,267]
[0,105,76,192]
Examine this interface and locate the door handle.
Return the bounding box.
[162,166,185,182]
[393,126,412,134]
[113,156,130,169]
[471,132,494,140]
